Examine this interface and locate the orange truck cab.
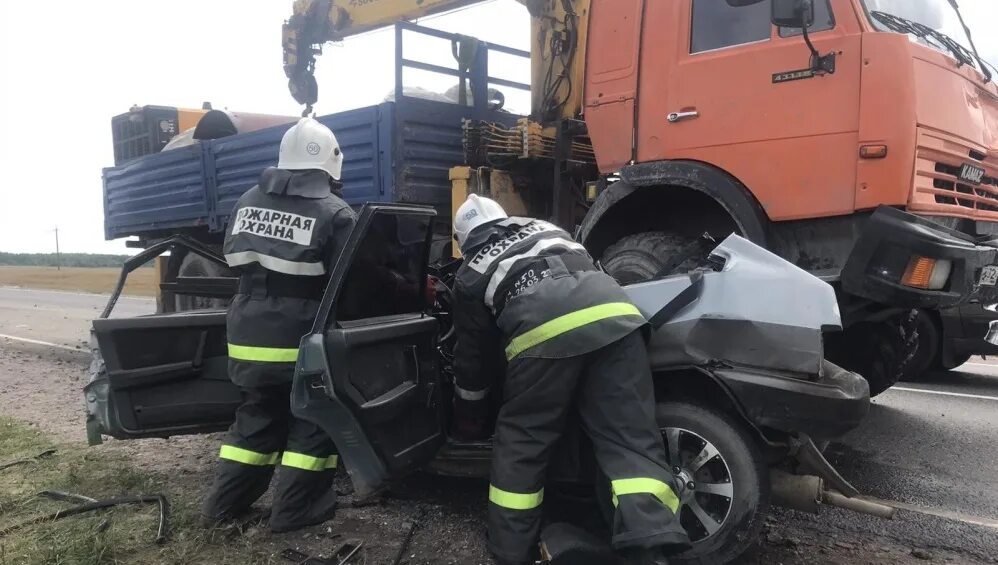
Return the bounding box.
[577,0,998,390]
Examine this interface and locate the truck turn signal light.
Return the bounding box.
[860,145,889,159]
[901,256,951,290]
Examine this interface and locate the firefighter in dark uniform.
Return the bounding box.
[202,118,356,532]
[450,195,692,565]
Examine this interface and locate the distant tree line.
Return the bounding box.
[0,252,147,268]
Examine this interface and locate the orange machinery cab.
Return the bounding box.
[583,0,998,225]
[580,0,998,315]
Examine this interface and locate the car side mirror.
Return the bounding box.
[771,0,815,28]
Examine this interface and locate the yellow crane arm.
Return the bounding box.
[283,0,589,121]
[283,0,487,112]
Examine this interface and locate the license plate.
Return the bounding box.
[981,265,998,286]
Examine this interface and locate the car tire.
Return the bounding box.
[825,311,918,397]
[656,402,769,565]
[172,251,232,311]
[601,232,705,284]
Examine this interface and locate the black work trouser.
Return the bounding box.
[202,383,339,532]
[488,331,689,564]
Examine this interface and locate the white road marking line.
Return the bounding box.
[0,334,82,352]
[0,286,155,302]
[963,362,998,370]
[890,387,998,402]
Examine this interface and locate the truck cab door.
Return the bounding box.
[292,204,445,498]
[637,0,862,220]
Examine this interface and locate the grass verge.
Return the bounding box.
[0,418,278,565]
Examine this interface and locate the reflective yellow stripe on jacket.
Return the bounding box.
[228,343,299,363]
[505,302,644,360]
[610,478,681,513]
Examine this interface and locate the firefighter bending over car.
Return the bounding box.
[202,118,356,532]
[450,195,692,565]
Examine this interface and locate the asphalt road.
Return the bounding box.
[1,286,996,563]
[0,286,155,350]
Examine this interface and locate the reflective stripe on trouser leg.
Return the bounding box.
[281,452,339,471]
[489,485,544,510]
[270,414,339,532]
[577,332,690,549]
[611,478,680,513]
[488,355,586,564]
[203,384,290,521]
[219,445,280,466]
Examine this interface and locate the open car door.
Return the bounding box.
[85,238,241,444]
[292,204,445,498]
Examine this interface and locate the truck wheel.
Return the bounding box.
[900,310,940,381]
[825,311,918,396]
[173,252,231,311]
[601,232,704,284]
[654,401,769,565]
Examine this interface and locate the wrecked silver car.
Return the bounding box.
[86,204,873,564]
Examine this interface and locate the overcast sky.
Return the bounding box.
[0,0,995,255]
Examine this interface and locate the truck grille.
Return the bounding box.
[911,128,998,219]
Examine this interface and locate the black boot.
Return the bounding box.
[619,547,670,565]
[269,467,337,533]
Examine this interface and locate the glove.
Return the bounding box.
[452,396,490,441]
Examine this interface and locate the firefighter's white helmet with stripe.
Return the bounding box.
[454,194,508,249]
[278,117,344,180]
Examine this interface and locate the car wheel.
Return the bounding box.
[655,402,769,564]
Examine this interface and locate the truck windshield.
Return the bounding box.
[863,0,987,73]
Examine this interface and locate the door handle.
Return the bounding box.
[667,110,699,123]
[407,345,420,384]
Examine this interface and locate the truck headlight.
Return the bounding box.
[901,256,952,290]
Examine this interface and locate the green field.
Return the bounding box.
[0,267,157,297]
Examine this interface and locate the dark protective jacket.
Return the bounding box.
[452,217,646,400]
[223,167,356,387]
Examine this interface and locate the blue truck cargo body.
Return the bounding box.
[102,22,530,242]
[102,98,519,241]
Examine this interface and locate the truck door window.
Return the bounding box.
[779,0,835,37]
[691,0,771,54]
[336,212,431,322]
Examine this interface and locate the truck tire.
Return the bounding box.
[653,401,768,565]
[824,311,918,397]
[900,310,940,381]
[601,232,705,284]
[173,252,232,311]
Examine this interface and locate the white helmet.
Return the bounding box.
[278,117,344,180]
[454,194,508,249]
